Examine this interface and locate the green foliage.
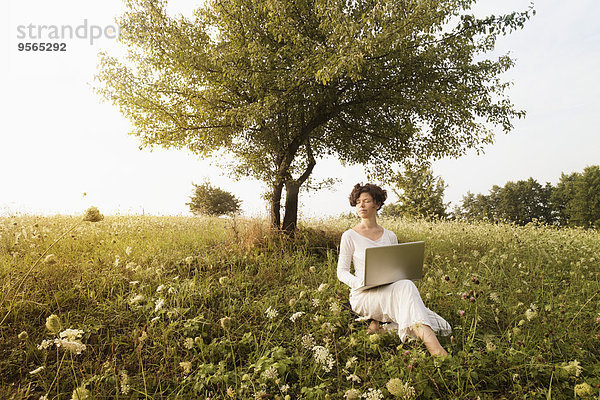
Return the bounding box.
[382,166,448,219]
[563,166,600,228]
[187,182,241,216]
[456,178,554,225]
[456,166,600,228]
[2,215,599,399]
[551,171,579,226]
[94,0,532,229]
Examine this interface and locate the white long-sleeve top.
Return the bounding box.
[337,228,398,293]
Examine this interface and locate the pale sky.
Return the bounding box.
[1,0,599,218]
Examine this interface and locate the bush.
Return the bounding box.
[187,182,241,216]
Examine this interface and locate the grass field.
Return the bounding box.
[1,214,599,399]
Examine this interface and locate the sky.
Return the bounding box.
[1,0,599,218]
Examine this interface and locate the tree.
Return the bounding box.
[383,166,447,218]
[95,0,532,232]
[453,191,493,221]
[456,178,553,225]
[493,178,553,224]
[551,172,579,226]
[567,166,600,228]
[187,182,241,216]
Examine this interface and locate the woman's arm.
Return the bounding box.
[337,232,362,289]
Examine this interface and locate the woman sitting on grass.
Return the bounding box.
[337,183,451,356]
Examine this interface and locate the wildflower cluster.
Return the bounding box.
[37,316,87,355]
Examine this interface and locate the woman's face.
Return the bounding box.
[355,192,379,218]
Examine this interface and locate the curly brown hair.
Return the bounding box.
[349,183,387,210]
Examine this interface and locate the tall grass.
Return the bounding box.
[1,215,598,399]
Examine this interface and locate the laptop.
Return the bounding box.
[359,241,425,290]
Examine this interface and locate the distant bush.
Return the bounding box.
[187,182,241,216]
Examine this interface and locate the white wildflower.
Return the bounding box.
[120,370,130,395]
[489,292,500,302]
[29,366,45,375]
[262,366,278,380]
[290,311,305,322]
[345,389,361,400]
[301,334,315,350]
[312,298,320,307]
[329,301,341,314]
[386,378,416,399]
[156,284,165,293]
[129,294,145,305]
[219,316,232,330]
[154,298,165,312]
[254,390,268,400]
[525,308,537,321]
[312,345,335,372]
[563,360,582,377]
[362,388,384,400]
[54,338,86,355]
[59,329,84,341]
[114,255,120,267]
[265,306,278,320]
[37,339,53,350]
[125,246,132,256]
[125,262,138,271]
[180,361,192,375]
[345,356,358,369]
[71,386,89,400]
[346,373,361,383]
[185,256,194,264]
[279,384,289,393]
[183,337,194,350]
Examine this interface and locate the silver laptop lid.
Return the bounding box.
[364,241,425,287]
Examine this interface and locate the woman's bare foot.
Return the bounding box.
[366,320,381,334]
[411,324,448,356]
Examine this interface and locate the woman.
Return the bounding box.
[337,183,451,356]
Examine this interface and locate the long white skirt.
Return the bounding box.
[350,279,452,342]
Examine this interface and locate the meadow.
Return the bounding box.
[1,213,599,399]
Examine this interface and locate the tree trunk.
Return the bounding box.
[282,181,301,234]
[278,139,317,234]
[269,181,284,230]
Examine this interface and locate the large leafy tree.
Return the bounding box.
[95,0,531,232]
[382,166,448,219]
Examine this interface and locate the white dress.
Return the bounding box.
[337,228,452,342]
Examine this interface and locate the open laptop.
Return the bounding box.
[359,241,425,290]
